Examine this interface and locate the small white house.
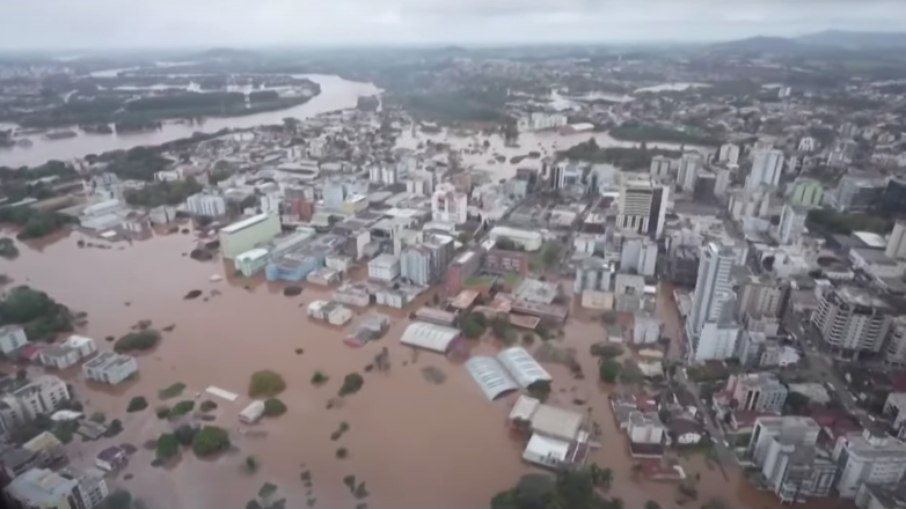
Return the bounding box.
[239,400,265,424]
[39,345,81,370]
[63,335,97,358]
[0,325,27,355]
[307,300,353,326]
[82,352,138,385]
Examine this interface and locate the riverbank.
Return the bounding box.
[0,74,381,168]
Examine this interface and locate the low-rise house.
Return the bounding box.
[306,267,341,286]
[507,395,591,469]
[4,468,79,509]
[344,313,391,348]
[95,445,128,472]
[627,411,665,458]
[38,345,81,370]
[82,352,138,385]
[666,413,706,446]
[307,300,353,326]
[0,325,27,356]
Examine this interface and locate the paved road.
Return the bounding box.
[675,368,734,480]
[783,310,865,417]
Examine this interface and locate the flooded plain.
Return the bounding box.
[0,229,838,509]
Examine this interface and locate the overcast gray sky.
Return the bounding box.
[3,0,906,49]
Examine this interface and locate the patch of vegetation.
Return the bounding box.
[245,455,259,474]
[0,285,74,342]
[174,424,197,446]
[336,447,348,459]
[527,380,552,402]
[124,178,203,207]
[200,400,218,412]
[104,419,123,438]
[114,329,161,352]
[258,482,278,500]
[559,138,681,169]
[90,411,106,423]
[491,469,617,509]
[249,370,286,398]
[590,343,623,359]
[620,359,645,385]
[192,425,230,457]
[168,400,195,418]
[158,382,187,400]
[98,489,133,509]
[330,421,350,441]
[0,238,18,259]
[0,206,77,239]
[807,208,892,235]
[310,371,329,386]
[263,398,287,417]
[458,311,487,338]
[339,373,364,397]
[156,433,179,460]
[126,396,148,413]
[155,405,170,419]
[610,121,722,146]
[599,359,622,383]
[51,419,79,444]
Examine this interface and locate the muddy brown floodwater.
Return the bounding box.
[0,229,852,509]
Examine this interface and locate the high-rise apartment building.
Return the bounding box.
[747,148,784,191]
[834,430,906,498]
[617,178,667,240]
[811,285,894,357]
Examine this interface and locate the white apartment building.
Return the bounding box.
[431,183,468,225]
[368,254,400,282]
[620,236,658,277]
[748,416,834,503]
[0,325,27,355]
[886,220,906,261]
[186,192,227,217]
[834,430,906,498]
[517,112,568,132]
[82,352,138,385]
[687,241,741,338]
[726,372,788,413]
[628,411,665,444]
[747,148,785,191]
[798,136,817,153]
[718,143,740,165]
[691,322,740,362]
[0,375,70,432]
[776,203,808,245]
[811,285,894,356]
[649,155,672,179]
[677,152,702,192]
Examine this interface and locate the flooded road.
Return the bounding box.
[0,74,381,168]
[1,230,821,509]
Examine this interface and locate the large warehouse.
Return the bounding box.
[400,322,460,353]
[219,213,281,259]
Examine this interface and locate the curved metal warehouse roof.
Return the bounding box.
[399,322,460,353]
[465,356,518,400]
[497,347,552,388]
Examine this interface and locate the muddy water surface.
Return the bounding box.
[0,231,843,509]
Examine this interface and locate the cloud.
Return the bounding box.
[1,0,905,49]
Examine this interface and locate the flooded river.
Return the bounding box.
[0,74,381,168]
[0,229,839,509]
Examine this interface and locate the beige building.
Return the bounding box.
[219,213,281,260]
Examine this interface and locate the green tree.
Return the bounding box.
[192,426,230,457]
[248,370,286,397]
[541,243,561,268]
[99,490,132,509]
[244,455,259,474]
[644,501,661,509]
[174,424,197,446]
[526,380,551,402]
[156,433,179,460]
[264,398,287,416]
[599,359,622,383]
[339,373,364,396]
[127,396,148,412]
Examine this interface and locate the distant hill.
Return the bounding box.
[796,30,906,49]
[708,36,803,54]
[193,48,259,61]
